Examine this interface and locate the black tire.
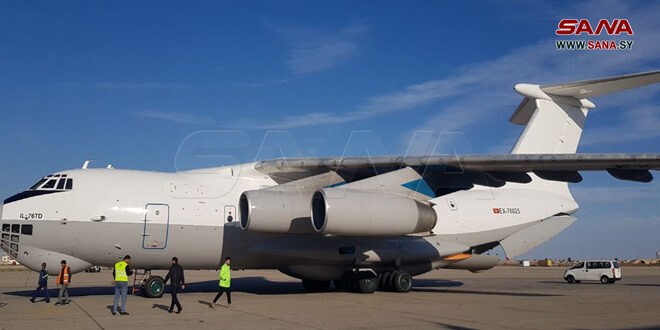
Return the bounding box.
[357,272,377,294]
[393,270,412,293]
[608,279,616,284]
[144,276,165,298]
[566,275,575,284]
[600,276,610,284]
[388,271,398,291]
[377,273,384,289]
[381,272,393,291]
[302,279,331,291]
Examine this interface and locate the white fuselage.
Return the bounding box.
[0,164,578,277]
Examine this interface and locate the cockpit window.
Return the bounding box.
[29,179,47,190]
[41,179,57,189]
[28,174,73,191]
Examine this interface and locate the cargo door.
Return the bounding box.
[142,204,169,249]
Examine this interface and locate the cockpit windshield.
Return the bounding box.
[28,174,73,191]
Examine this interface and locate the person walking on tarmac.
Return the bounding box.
[55,260,71,305]
[30,262,50,303]
[211,257,231,308]
[164,257,185,313]
[112,255,133,315]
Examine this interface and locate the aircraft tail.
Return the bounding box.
[509,70,660,154]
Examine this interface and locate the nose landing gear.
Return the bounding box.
[132,269,165,298]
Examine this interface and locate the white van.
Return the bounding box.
[564,260,622,284]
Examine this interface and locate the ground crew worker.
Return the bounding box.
[212,257,231,308]
[164,257,185,313]
[55,260,71,305]
[30,262,50,303]
[112,255,133,315]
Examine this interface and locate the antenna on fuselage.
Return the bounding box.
[82,160,91,169]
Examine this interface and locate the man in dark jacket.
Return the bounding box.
[164,257,185,313]
[30,262,50,303]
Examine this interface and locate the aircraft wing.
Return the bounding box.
[255,153,660,185]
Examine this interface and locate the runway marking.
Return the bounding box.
[71,300,105,330]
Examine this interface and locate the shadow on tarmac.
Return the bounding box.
[5,277,468,297]
[4,277,310,297]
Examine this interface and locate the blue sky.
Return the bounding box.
[1,0,658,259]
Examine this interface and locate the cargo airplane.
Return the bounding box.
[2,71,660,296]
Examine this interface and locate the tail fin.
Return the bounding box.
[509,70,660,154]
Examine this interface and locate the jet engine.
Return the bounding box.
[239,190,315,233]
[310,188,437,236]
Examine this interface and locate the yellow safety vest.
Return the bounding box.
[219,264,231,288]
[115,261,128,282]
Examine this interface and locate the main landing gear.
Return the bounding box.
[307,269,412,294]
[132,269,165,298]
[378,270,412,293]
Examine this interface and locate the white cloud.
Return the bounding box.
[238,1,660,143]
[133,110,215,125]
[265,21,371,75]
[570,182,660,203]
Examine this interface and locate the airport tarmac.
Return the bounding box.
[1,266,659,330]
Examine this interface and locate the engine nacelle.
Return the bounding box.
[310,188,437,236]
[239,190,315,233]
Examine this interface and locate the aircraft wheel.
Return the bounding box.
[393,270,412,293]
[144,276,165,298]
[357,272,377,294]
[380,272,393,291]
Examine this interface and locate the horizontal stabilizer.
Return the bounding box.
[540,70,660,99]
[500,215,577,259]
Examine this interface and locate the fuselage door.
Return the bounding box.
[142,204,169,249]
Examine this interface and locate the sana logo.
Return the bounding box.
[555,19,633,36]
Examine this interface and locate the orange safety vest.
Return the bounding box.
[57,266,71,285]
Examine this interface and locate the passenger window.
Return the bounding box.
[10,235,18,243]
[586,262,594,269]
[56,179,66,190]
[2,224,9,232]
[11,225,20,233]
[1,233,8,240]
[21,225,33,235]
[42,179,57,189]
[65,179,73,190]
